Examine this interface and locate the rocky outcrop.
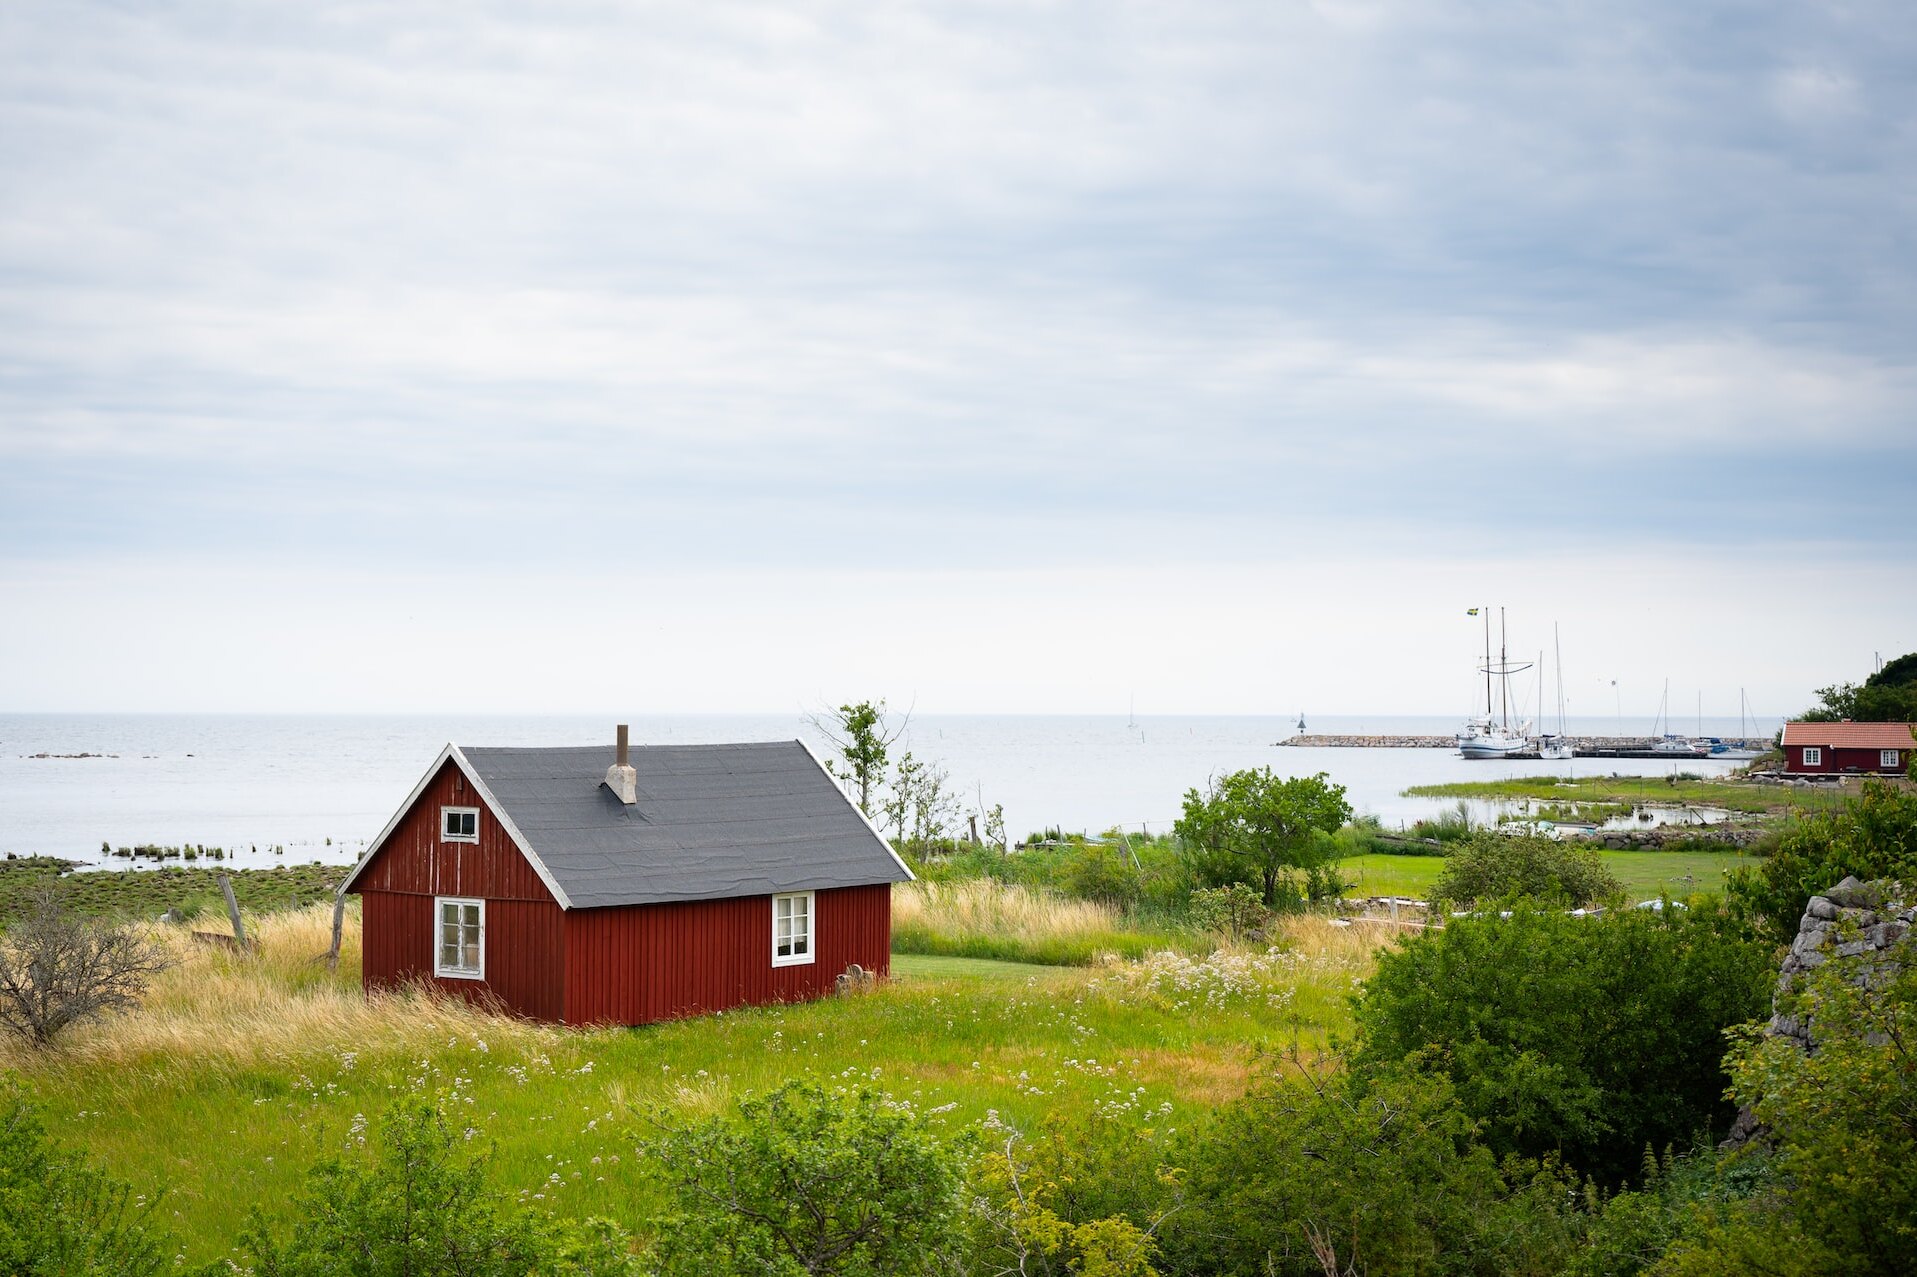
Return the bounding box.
[1572,826,1772,850]
[1768,876,1912,1051]
[1723,876,1911,1146]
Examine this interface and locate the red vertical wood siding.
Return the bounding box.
[563,884,892,1026]
[1789,746,1905,775]
[355,758,566,1019]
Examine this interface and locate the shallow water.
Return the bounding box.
[0,713,1755,868]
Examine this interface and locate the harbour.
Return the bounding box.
[1281,733,1773,759]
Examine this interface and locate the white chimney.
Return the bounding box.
[606,724,637,804]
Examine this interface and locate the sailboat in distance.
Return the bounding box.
[1538,625,1574,760]
[1458,606,1534,759]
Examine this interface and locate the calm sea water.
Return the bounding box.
[0,713,1766,869]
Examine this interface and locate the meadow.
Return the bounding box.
[1402,773,1853,816]
[6,900,1381,1268]
[1338,847,1755,902]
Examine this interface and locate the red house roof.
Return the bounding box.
[1781,721,1917,750]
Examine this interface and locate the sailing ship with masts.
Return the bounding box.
[1458,606,1534,759]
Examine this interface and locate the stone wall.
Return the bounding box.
[1768,875,1913,1052]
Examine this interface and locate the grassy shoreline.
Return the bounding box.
[1401,775,1850,815]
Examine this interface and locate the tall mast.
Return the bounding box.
[1499,607,1510,729]
[1483,607,1493,716]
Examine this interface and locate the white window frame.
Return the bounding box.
[441,806,479,843]
[771,891,815,967]
[1884,749,1900,769]
[1802,747,1822,766]
[434,896,485,980]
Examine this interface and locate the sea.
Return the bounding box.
[0,713,1773,871]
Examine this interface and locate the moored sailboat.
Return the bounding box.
[1458,607,1534,759]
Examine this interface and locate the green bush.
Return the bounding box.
[1429,831,1623,910]
[641,1077,968,1276]
[1726,780,1917,944]
[1168,1052,1581,1277]
[241,1093,632,1276]
[0,1080,183,1276]
[1351,905,1772,1185]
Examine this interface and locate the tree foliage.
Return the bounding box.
[0,1080,183,1276]
[641,1078,967,1276]
[242,1094,633,1276]
[809,700,903,817]
[1171,1051,1580,1277]
[1351,906,1772,1184]
[1429,832,1624,911]
[1726,780,1917,944]
[972,1111,1175,1277]
[1800,651,1917,723]
[0,888,171,1047]
[1173,769,1351,908]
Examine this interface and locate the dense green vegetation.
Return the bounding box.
[0,859,343,926]
[1427,832,1623,910]
[1800,650,1917,724]
[1726,780,1917,943]
[1403,775,1851,817]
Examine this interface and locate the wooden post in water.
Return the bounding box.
[218,873,248,949]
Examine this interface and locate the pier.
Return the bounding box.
[1278,734,1770,759]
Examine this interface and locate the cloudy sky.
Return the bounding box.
[2,1,1911,718]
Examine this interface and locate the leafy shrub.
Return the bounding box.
[641,1077,967,1276]
[1429,831,1623,910]
[1186,883,1266,940]
[0,1080,181,1275]
[242,1093,632,1276]
[1174,769,1351,909]
[1351,906,1772,1184]
[972,1109,1176,1277]
[1726,780,1917,943]
[1169,1052,1581,1277]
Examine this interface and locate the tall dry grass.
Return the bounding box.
[0,902,558,1082]
[894,879,1121,943]
[891,878,1201,964]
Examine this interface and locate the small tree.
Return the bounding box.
[1173,769,1352,908]
[809,700,906,817]
[641,1078,967,1276]
[0,889,171,1048]
[1429,831,1623,911]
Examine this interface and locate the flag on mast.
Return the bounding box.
[1466,607,1480,616]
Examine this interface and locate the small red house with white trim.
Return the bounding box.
[340,727,911,1025]
[1780,721,1915,776]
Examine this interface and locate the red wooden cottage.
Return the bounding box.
[1779,721,1915,776]
[339,727,912,1025]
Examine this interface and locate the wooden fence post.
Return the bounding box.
[218,873,248,949]
[326,892,345,972]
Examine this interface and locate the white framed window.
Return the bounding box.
[434,896,485,979]
[441,806,479,843]
[1802,747,1822,766]
[772,891,815,967]
[1884,749,1901,769]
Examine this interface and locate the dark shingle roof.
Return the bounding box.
[430,740,908,909]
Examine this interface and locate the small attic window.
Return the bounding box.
[441,806,479,843]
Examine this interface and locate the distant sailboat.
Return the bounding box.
[1458,606,1534,759]
[1539,626,1574,760]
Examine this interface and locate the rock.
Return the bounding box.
[1826,876,1874,908]
[1806,896,1840,921]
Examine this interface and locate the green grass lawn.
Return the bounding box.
[0,859,343,923]
[1402,775,1850,817]
[1339,848,1755,903]
[19,924,1368,1267]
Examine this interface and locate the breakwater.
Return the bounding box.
[1280,734,1770,757]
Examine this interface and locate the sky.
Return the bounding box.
[1,1,1912,719]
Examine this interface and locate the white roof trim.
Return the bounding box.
[796,737,916,883]
[338,742,576,910]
